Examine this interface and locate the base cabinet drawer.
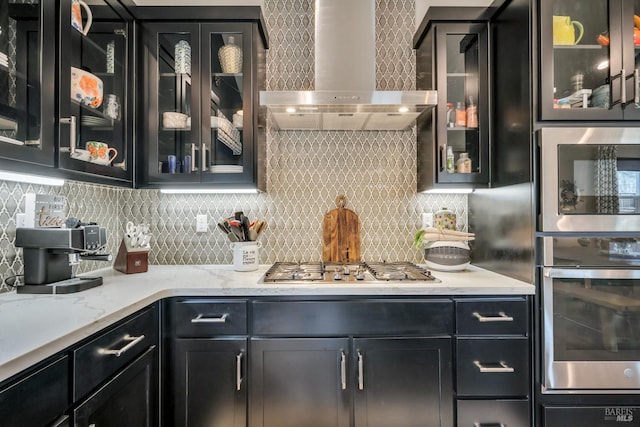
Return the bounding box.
[73,305,158,400]
[457,399,529,427]
[252,300,453,335]
[456,299,528,336]
[545,406,640,427]
[74,347,158,427]
[0,355,69,427]
[167,299,248,337]
[456,338,529,396]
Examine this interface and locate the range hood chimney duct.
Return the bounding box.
[260,0,437,131]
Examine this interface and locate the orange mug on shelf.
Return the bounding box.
[553,15,584,45]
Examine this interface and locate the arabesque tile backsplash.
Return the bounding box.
[0,0,468,293]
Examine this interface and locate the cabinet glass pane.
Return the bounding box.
[206,32,244,175]
[445,33,479,175]
[67,1,127,170]
[550,0,611,110]
[632,0,640,111]
[0,1,41,149]
[157,32,193,175]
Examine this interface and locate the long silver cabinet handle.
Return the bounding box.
[621,68,627,107]
[236,351,244,391]
[634,69,639,105]
[99,334,145,357]
[191,313,229,323]
[474,423,506,427]
[357,351,364,390]
[472,311,513,322]
[60,116,77,154]
[473,360,514,373]
[340,351,347,390]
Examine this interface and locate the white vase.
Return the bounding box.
[218,36,242,74]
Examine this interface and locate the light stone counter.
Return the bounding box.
[0,264,534,383]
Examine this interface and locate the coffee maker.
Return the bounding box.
[15,226,112,294]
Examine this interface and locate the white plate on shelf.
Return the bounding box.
[208,165,243,173]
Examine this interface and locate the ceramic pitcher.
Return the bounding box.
[71,0,93,36]
[553,15,584,45]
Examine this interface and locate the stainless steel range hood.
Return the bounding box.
[260,0,437,131]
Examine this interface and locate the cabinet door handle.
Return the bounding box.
[473,423,506,427]
[634,69,639,105]
[51,415,69,427]
[236,351,244,391]
[439,145,445,172]
[472,311,513,322]
[473,360,514,373]
[621,68,627,107]
[191,313,228,323]
[60,116,77,154]
[340,351,347,390]
[357,351,364,390]
[99,334,145,357]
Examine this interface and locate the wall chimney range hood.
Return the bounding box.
[259,0,437,131]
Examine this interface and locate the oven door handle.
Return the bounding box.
[544,267,640,280]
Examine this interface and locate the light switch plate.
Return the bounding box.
[196,214,208,232]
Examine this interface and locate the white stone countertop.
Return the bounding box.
[0,264,534,383]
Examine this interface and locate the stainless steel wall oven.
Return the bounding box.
[538,127,640,426]
[541,235,640,392]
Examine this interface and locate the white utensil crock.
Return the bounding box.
[231,241,261,271]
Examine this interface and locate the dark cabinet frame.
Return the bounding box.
[538,0,640,121]
[0,2,56,170]
[137,8,267,191]
[57,0,136,185]
[415,18,490,191]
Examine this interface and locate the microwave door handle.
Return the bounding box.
[544,268,640,280]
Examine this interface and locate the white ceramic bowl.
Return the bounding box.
[70,67,103,108]
[163,112,189,129]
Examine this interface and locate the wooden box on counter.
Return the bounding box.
[113,240,148,274]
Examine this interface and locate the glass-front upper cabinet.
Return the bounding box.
[58,0,133,183]
[141,14,267,191]
[416,21,489,191]
[0,1,55,167]
[540,0,640,120]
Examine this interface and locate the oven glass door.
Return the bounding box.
[542,236,640,391]
[540,128,640,232]
[544,269,640,391]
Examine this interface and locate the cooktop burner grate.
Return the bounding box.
[262,261,437,283]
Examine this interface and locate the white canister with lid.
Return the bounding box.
[231,241,261,271]
[434,208,457,230]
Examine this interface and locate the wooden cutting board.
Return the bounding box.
[322,195,361,262]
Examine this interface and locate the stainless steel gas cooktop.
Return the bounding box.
[261,261,439,284]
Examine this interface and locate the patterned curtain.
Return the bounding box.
[594,145,619,214]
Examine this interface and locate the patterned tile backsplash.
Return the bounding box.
[0,0,468,293]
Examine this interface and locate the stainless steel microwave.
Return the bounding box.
[540,127,640,232]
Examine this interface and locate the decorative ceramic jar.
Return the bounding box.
[218,36,242,74]
[434,208,457,230]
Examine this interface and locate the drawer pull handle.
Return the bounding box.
[191,313,229,323]
[473,423,506,427]
[236,351,244,391]
[340,351,347,390]
[357,351,364,390]
[473,360,514,373]
[99,334,145,357]
[472,311,513,322]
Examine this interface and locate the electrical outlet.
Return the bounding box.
[421,213,433,229]
[196,214,208,233]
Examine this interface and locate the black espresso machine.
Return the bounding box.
[15,226,112,294]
